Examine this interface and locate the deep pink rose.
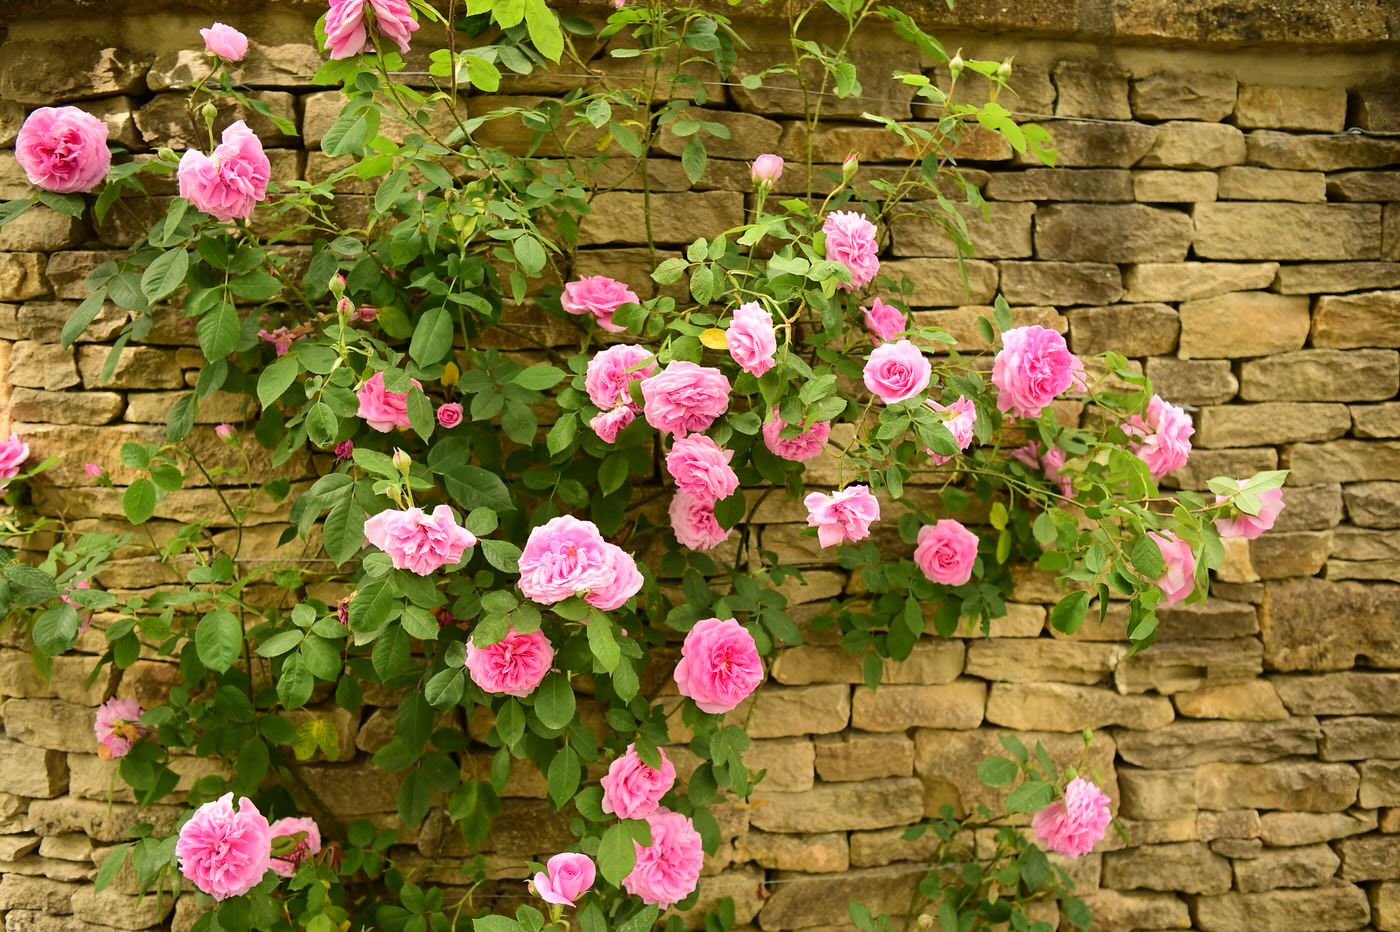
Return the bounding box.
[863,339,931,404]
[201,22,249,60]
[356,370,419,432]
[258,327,300,356]
[94,697,145,760]
[363,505,476,575]
[585,344,655,411]
[727,302,777,377]
[1125,394,1194,479]
[674,617,763,714]
[804,486,880,548]
[268,817,321,878]
[1013,441,1072,498]
[1214,482,1285,540]
[862,297,906,343]
[589,406,635,443]
[176,793,272,901]
[925,396,976,464]
[913,519,979,586]
[0,436,30,484]
[992,326,1079,420]
[1150,530,1196,604]
[517,516,641,609]
[324,0,420,59]
[823,210,880,292]
[666,435,738,503]
[561,276,640,333]
[1032,778,1112,858]
[532,853,596,908]
[669,491,731,551]
[15,106,110,194]
[437,402,463,428]
[177,120,271,222]
[587,547,644,612]
[622,808,704,909]
[334,440,355,461]
[750,154,784,185]
[466,626,554,698]
[761,410,831,462]
[601,744,677,820]
[641,361,731,438]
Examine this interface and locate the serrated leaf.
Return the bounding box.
[140,249,189,303]
[197,301,240,361]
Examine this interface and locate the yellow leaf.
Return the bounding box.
[699,328,729,350]
[442,361,460,387]
[293,719,340,762]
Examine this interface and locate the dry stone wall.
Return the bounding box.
[1,3,1399,931]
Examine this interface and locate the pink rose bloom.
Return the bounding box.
[1214,482,1286,540]
[561,276,640,333]
[177,120,271,222]
[258,327,300,356]
[363,505,476,575]
[1125,394,1194,479]
[666,435,738,503]
[437,402,463,428]
[727,302,777,377]
[532,852,596,908]
[590,406,635,443]
[1150,531,1196,605]
[641,361,731,438]
[1010,441,1071,497]
[268,817,321,878]
[863,339,931,404]
[761,410,831,462]
[1032,778,1112,858]
[585,344,655,411]
[215,423,236,441]
[175,793,272,901]
[669,491,731,551]
[823,210,880,292]
[465,626,553,698]
[992,326,1080,420]
[15,106,111,194]
[751,154,784,185]
[914,519,979,586]
[356,370,419,432]
[862,297,906,343]
[334,440,355,461]
[925,396,976,464]
[0,436,30,483]
[622,808,704,909]
[200,22,249,60]
[84,463,103,480]
[674,617,763,714]
[517,516,641,609]
[94,697,145,760]
[804,486,880,548]
[324,0,421,59]
[586,547,644,612]
[601,744,677,820]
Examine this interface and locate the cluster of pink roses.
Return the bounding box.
[363,505,477,575]
[175,793,321,900]
[585,344,656,443]
[517,516,643,611]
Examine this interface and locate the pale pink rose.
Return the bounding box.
[215,423,236,441]
[751,154,784,185]
[532,852,596,908]
[727,302,777,377]
[761,410,831,462]
[1150,531,1196,604]
[862,297,906,343]
[585,344,655,411]
[863,339,931,404]
[589,406,635,443]
[94,697,145,760]
[363,505,476,575]
[641,361,731,438]
[925,396,976,464]
[323,0,421,59]
[437,402,463,428]
[601,744,677,819]
[665,435,738,503]
[674,617,763,714]
[518,515,623,605]
[804,486,880,548]
[176,793,272,901]
[669,491,731,551]
[992,326,1080,420]
[84,463,103,480]
[1032,778,1112,858]
[465,626,553,698]
[913,519,979,586]
[177,120,271,222]
[823,210,880,292]
[0,436,30,484]
[561,276,640,333]
[268,817,321,878]
[585,547,644,612]
[622,808,704,909]
[356,370,419,432]
[200,22,249,60]
[1039,445,1072,498]
[1214,482,1285,540]
[15,107,111,194]
[1125,394,1194,479]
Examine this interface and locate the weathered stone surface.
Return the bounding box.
[1289,440,1400,486]
[1132,169,1219,202]
[1196,808,1261,841]
[0,39,150,104]
[125,391,252,425]
[7,389,125,426]
[780,120,1009,164]
[74,345,186,389]
[0,208,87,253]
[1320,716,1400,762]
[0,740,67,798]
[964,639,1122,684]
[1177,291,1310,358]
[1113,638,1262,694]
[1156,600,1259,640]
[1361,760,1400,808]
[0,874,81,914]
[1375,882,1400,932]
[1116,718,1319,768]
[2,699,98,753]
[728,685,850,739]
[986,169,1133,201]
[1240,349,1399,403]
[1196,883,1371,932]
[1119,768,1195,820]
[70,885,173,929]
[1054,61,1131,119]
[999,261,1121,305]
[770,642,963,686]
[1353,406,1400,439]
[1066,303,1177,356]
[847,825,939,867]
[1334,528,1400,561]
[1313,291,1400,348]
[0,253,49,302]
[812,732,913,782]
[1336,836,1400,881]
[1140,121,1245,169]
[1131,72,1236,121]
[735,830,848,873]
[1174,680,1288,721]
[1343,482,1400,528]
[652,108,781,160]
[1260,810,1377,847]
[8,341,80,390]
[27,797,183,843]
[985,682,1172,731]
[1034,204,1190,263]
[0,651,114,705]
[579,192,743,246]
[134,91,296,150]
[1075,889,1189,931]
[1235,84,1348,132]
[1193,203,1380,261]
[1102,842,1232,895]
[1277,261,1400,294]
[749,777,924,833]
[1247,131,1400,171]
[1328,169,1400,202]
[890,201,1033,259]
[1249,530,1333,579]
[1142,358,1237,406]
[881,258,998,307]
[1262,578,1400,670]
[1276,672,1400,715]
[1196,403,1349,448]
[1035,120,1157,167]
[1217,166,1326,202]
[1123,261,1277,302]
[1234,844,1341,892]
[1195,760,1358,811]
[756,866,917,930]
[850,680,985,732]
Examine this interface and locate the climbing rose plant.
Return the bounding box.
[0,2,1290,931]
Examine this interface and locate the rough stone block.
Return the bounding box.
[1196,884,1372,932]
[812,732,914,782]
[74,345,187,389]
[1119,768,1196,820]
[1140,121,1246,169]
[850,679,985,732]
[1132,169,1219,202]
[0,253,49,301]
[889,201,1033,259]
[1123,261,1277,302]
[1249,530,1333,579]
[1196,403,1349,447]
[1235,84,1348,132]
[1328,170,1400,201]
[1075,889,1189,931]
[1333,527,1400,561]
[1289,440,1400,485]
[1375,881,1400,932]
[1217,166,1326,202]
[70,885,174,929]
[1116,718,1319,768]
[1262,578,1400,670]
[1234,844,1341,892]
[756,866,917,931]
[1320,716,1400,761]
[0,740,67,799]
[1113,638,1263,695]
[1037,120,1157,167]
[1162,447,1277,491]
[986,169,1133,201]
[1196,808,1261,841]
[1034,204,1191,263]
[1361,760,1400,808]
[1344,482,1400,528]
[1155,600,1259,641]
[1240,349,1398,402]
[1195,760,1358,811]
[0,40,150,104]
[579,192,743,246]
[727,684,850,739]
[999,261,1122,305]
[1275,672,1400,715]
[0,301,126,345]
[912,305,1064,353]
[1102,842,1232,895]
[0,874,81,913]
[134,91,296,150]
[0,208,88,253]
[748,777,924,833]
[847,825,938,867]
[1067,303,1178,356]
[1177,291,1310,358]
[1174,680,1288,721]
[1054,61,1131,119]
[27,797,183,843]
[1259,809,1378,846]
[964,639,1122,684]
[984,682,1172,731]
[2,699,97,753]
[1353,405,1400,439]
[1142,358,1236,406]
[1313,291,1400,348]
[734,830,848,873]
[881,258,998,306]
[1194,203,1380,260]
[1131,72,1236,121]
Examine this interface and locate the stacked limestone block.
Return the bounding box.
[2,4,1400,931]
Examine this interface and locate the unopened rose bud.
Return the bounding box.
[841,152,859,181]
[337,296,353,317]
[214,423,235,441]
[392,449,411,473]
[948,54,964,79]
[750,153,784,186]
[996,60,1013,79]
[328,273,346,297]
[157,147,177,163]
[84,463,103,480]
[200,102,219,123]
